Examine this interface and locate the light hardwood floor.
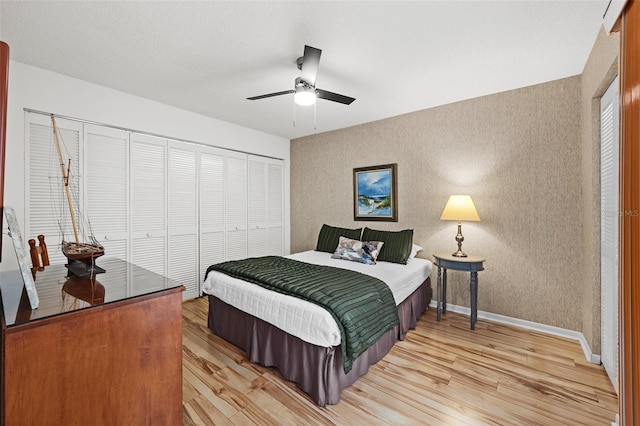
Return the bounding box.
[182,297,618,425]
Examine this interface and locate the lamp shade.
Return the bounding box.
[440,195,480,222]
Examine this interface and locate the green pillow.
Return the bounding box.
[316,224,363,253]
[361,227,414,264]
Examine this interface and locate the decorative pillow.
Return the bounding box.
[331,236,384,265]
[316,224,363,253]
[409,244,424,259]
[361,227,414,264]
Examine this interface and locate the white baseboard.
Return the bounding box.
[428,301,601,364]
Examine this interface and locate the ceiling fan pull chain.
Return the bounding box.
[314,101,317,131]
[293,100,296,128]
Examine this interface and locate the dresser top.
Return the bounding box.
[0,257,183,327]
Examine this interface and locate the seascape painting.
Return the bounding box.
[353,163,398,222]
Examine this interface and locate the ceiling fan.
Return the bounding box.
[247,45,356,106]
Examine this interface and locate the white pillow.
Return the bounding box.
[409,244,423,259]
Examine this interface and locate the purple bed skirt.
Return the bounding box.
[207,277,431,406]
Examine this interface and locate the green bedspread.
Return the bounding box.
[205,256,399,374]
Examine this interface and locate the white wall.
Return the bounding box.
[2,61,291,271]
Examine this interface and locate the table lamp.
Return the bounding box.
[440,195,480,257]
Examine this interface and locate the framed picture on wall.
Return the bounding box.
[353,163,398,222]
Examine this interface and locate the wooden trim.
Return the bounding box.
[0,42,8,426]
[0,42,9,264]
[619,0,640,423]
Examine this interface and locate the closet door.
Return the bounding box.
[266,159,284,256]
[247,155,267,257]
[26,113,83,266]
[84,124,129,261]
[130,133,167,282]
[246,156,284,257]
[200,146,225,281]
[600,76,619,389]
[225,151,247,260]
[168,140,198,299]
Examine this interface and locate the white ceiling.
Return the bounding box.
[0,1,608,141]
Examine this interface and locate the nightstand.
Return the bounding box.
[433,252,485,330]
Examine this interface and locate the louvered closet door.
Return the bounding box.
[168,141,198,300]
[199,146,225,281]
[266,159,284,256]
[247,155,267,257]
[130,133,167,283]
[84,124,129,262]
[600,76,619,390]
[225,151,248,260]
[26,113,83,266]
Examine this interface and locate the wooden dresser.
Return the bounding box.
[0,257,184,425]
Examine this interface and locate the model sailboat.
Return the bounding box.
[51,115,105,276]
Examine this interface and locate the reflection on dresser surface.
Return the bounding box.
[0,257,184,425]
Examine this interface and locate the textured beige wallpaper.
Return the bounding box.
[580,28,619,353]
[291,76,587,331]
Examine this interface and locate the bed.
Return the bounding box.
[202,226,433,406]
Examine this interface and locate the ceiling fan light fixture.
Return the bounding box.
[294,86,317,106]
[247,45,354,107]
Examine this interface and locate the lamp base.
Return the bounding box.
[453,222,468,257]
[452,249,468,257]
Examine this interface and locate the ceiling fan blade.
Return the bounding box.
[316,89,356,105]
[247,90,295,101]
[300,45,321,86]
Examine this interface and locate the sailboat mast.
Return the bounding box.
[51,115,80,245]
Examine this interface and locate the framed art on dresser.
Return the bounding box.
[4,206,39,309]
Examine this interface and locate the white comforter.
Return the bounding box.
[202,250,433,347]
